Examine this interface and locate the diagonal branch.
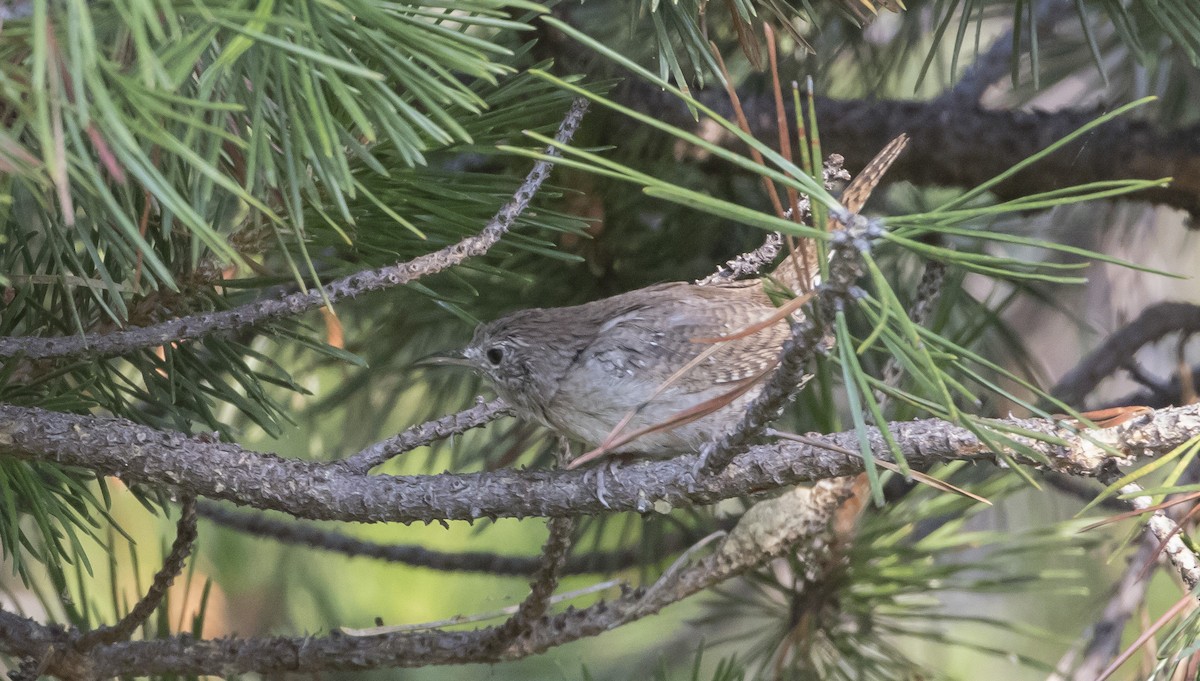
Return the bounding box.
[697,154,848,286]
[484,516,575,650]
[1108,475,1200,591]
[0,98,590,361]
[340,398,512,474]
[1052,302,1200,407]
[498,477,855,659]
[698,217,877,474]
[75,497,199,650]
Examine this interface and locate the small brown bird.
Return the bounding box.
[464,135,909,460]
[465,277,790,456]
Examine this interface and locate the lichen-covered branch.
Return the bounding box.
[1109,476,1200,591]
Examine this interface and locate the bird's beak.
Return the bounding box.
[413,349,473,369]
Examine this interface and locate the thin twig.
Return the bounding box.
[485,516,575,649]
[0,98,590,361]
[875,259,946,413]
[697,232,785,285]
[697,156,848,287]
[340,398,512,474]
[197,500,717,574]
[76,497,199,650]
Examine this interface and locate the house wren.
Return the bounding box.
[463,135,908,459]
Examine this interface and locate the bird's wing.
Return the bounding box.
[577,281,789,387]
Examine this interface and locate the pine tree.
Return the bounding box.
[2,1,1200,679]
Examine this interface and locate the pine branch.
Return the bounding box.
[0,98,590,361]
[606,81,1200,219]
[499,477,856,659]
[875,259,947,414]
[696,155,848,284]
[538,3,1200,216]
[483,516,575,650]
[75,497,199,650]
[1107,475,1200,590]
[698,216,878,474]
[3,402,1197,523]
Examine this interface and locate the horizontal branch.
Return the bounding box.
[2,403,1197,523]
[196,501,714,574]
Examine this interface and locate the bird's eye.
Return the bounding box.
[485,347,504,365]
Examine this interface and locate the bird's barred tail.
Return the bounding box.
[772,133,910,295]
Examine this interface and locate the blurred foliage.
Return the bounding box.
[692,470,1093,680]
